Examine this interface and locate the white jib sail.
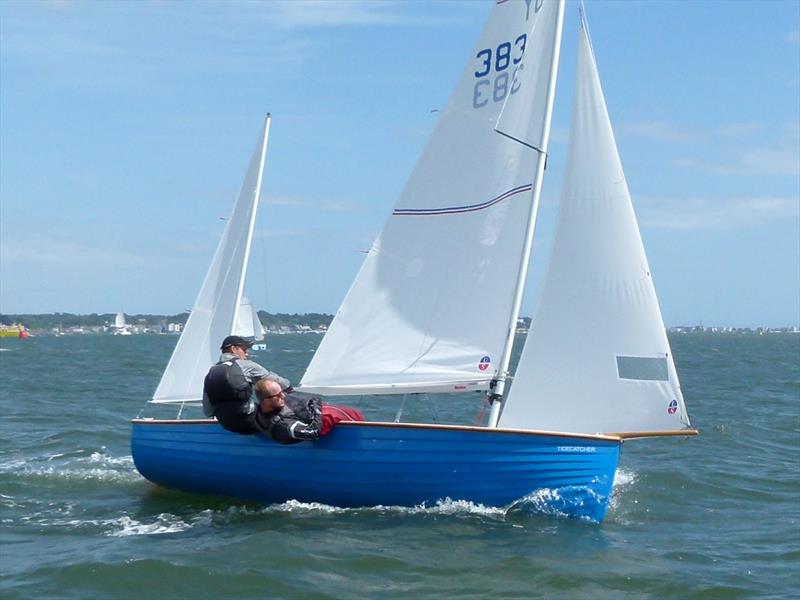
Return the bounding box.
[499,20,691,434]
[232,295,265,341]
[300,0,564,396]
[152,117,271,403]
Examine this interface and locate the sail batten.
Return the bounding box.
[301,0,564,396]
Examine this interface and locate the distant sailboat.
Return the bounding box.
[233,295,265,342]
[132,0,695,522]
[235,295,267,351]
[112,312,132,335]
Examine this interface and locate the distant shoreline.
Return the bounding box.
[0,312,334,336]
[1,313,797,337]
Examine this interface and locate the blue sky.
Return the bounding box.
[1,0,798,327]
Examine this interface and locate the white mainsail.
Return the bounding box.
[233,295,265,341]
[499,19,691,434]
[301,0,564,396]
[152,117,271,403]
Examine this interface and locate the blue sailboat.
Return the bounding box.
[132,0,696,522]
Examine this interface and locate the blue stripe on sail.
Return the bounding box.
[392,184,532,217]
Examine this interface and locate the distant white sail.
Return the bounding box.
[301,0,563,396]
[152,118,270,403]
[114,312,126,328]
[233,295,265,341]
[499,21,690,434]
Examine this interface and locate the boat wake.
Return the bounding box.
[3,472,643,540]
[271,498,507,517]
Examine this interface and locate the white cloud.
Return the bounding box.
[674,146,800,177]
[621,121,696,143]
[624,121,773,144]
[636,195,800,230]
[0,234,148,267]
[713,122,764,137]
[787,30,800,45]
[265,195,309,208]
[738,148,800,176]
[240,1,474,29]
[264,194,364,213]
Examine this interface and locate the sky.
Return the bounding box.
[1,0,798,328]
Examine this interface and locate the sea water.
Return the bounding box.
[0,333,798,599]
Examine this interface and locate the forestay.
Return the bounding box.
[152,119,270,403]
[300,0,563,397]
[499,21,691,434]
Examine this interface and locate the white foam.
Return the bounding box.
[273,500,350,514]
[404,498,505,516]
[0,493,23,508]
[3,449,140,483]
[607,467,639,523]
[10,463,141,484]
[263,497,505,517]
[613,467,637,488]
[0,457,28,472]
[85,451,134,468]
[106,514,193,537]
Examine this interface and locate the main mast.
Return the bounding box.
[488,0,565,428]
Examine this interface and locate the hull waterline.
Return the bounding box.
[131,420,621,522]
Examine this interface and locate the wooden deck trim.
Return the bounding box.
[131,418,622,442]
[610,428,699,440]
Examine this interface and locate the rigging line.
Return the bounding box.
[493,130,549,170]
[428,393,440,425]
[473,396,489,427]
[492,128,547,156]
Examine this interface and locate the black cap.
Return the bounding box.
[221,335,252,350]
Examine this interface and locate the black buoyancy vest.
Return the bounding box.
[203,358,252,411]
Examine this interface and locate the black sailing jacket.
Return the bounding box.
[263,392,323,444]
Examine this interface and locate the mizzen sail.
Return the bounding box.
[499,20,691,434]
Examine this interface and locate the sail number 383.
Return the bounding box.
[473,34,527,109]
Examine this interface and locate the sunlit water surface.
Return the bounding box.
[1,333,798,599]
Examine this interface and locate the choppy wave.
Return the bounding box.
[106,514,201,537]
[0,448,140,483]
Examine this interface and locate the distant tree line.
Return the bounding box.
[257,312,333,330]
[0,312,334,330]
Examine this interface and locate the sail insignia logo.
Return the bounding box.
[478,356,492,371]
[667,399,678,414]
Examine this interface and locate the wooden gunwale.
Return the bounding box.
[131,418,622,442]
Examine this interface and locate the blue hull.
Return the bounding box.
[131,420,621,522]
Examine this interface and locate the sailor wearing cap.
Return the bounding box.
[202,335,291,434]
